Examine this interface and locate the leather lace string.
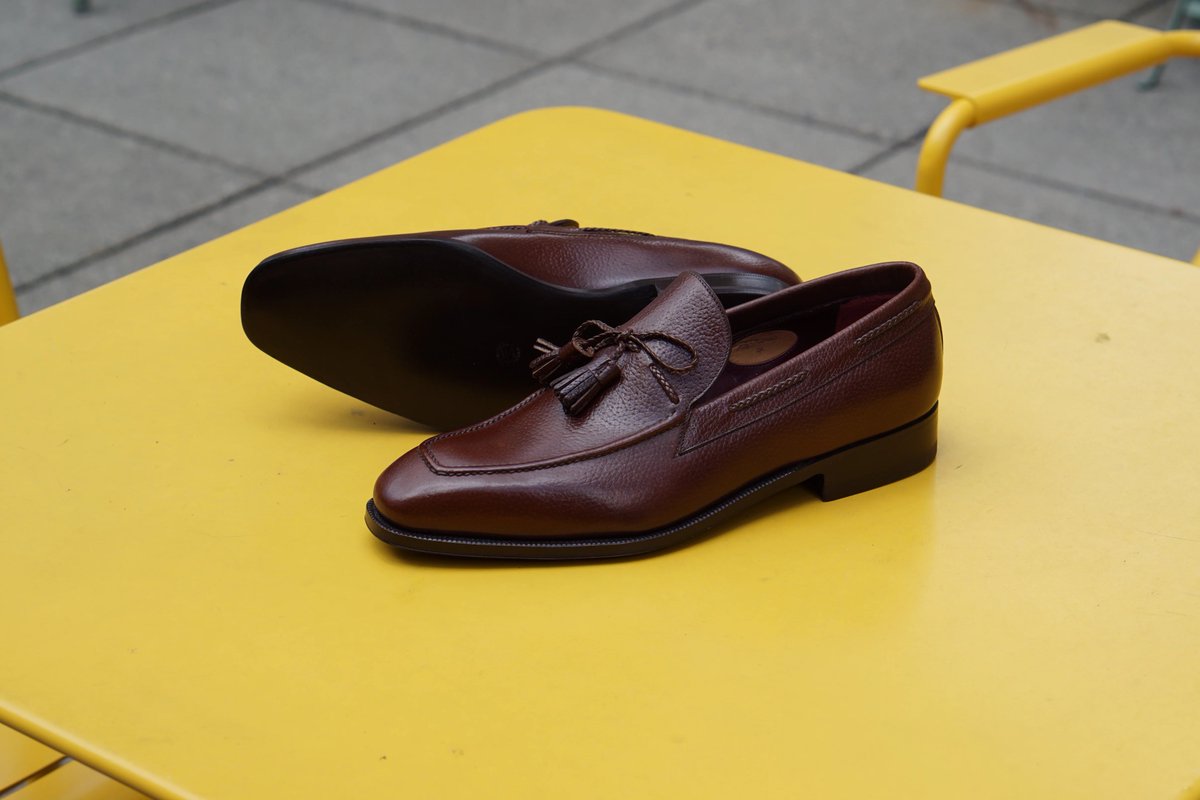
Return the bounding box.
[567,320,697,373]
[530,320,699,415]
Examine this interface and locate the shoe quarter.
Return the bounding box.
[678,298,938,455]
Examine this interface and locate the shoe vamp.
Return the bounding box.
[403,431,754,538]
[422,369,680,472]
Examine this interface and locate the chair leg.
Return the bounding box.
[914,99,975,197]
[1139,62,1168,90]
[1140,0,1190,89]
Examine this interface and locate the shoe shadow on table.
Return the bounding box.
[263,384,437,436]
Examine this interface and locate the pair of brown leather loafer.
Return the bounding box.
[242,221,941,560]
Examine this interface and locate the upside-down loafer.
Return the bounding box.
[366,261,942,559]
[241,220,797,430]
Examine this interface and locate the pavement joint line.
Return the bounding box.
[573,60,893,144]
[5,0,887,292]
[12,0,717,292]
[955,155,1200,223]
[0,0,241,83]
[0,90,269,181]
[276,0,718,187]
[307,0,545,61]
[274,62,556,185]
[839,133,1200,225]
[14,176,289,294]
[1122,0,1172,21]
[11,23,565,288]
[16,175,324,296]
[11,0,1187,300]
[846,128,930,176]
[12,56,560,296]
[568,0,1171,147]
[563,0,713,61]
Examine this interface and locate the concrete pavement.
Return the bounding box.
[2,0,1196,314]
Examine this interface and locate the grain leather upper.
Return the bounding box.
[374,263,942,538]
[275,220,797,291]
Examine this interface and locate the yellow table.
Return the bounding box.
[2,108,1198,800]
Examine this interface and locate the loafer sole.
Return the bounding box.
[366,404,938,560]
[242,238,788,430]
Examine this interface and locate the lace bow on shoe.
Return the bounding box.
[529,320,698,416]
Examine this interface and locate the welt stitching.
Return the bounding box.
[418,446,441,475]
[728,370,809,411]
[854,301,920,345]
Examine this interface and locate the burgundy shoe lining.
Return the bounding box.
[833,293,892,333]
[698,292,895,403]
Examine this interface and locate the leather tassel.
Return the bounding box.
[530,338,587,384]
[550,358,622,416]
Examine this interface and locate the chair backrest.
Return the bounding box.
[914,21,1200,265]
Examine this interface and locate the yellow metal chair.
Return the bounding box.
[913,21,1200,264]
[0,241,18,326]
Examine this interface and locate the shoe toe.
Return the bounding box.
[372,448,455,532]
[373,444,649,538]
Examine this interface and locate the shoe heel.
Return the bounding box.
[813,405,938,501]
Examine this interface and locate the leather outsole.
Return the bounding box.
[242,238,788,431]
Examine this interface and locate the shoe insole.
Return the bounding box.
[702,292,894,400]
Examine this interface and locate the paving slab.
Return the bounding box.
[861,142,1199,262]
[584,0,1078,140]
[293,63,883,192]
[0,100,255,289]
[327,0,684,56]
[1,0,535,173]
[16,184,314,315]
[0,0,213,75]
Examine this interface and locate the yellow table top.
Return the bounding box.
[2,108,1199,800]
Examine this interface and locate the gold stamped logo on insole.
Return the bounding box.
[728,330,798,366]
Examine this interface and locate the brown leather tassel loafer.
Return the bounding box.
[366,261,942,559]
[241,220,796,430]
